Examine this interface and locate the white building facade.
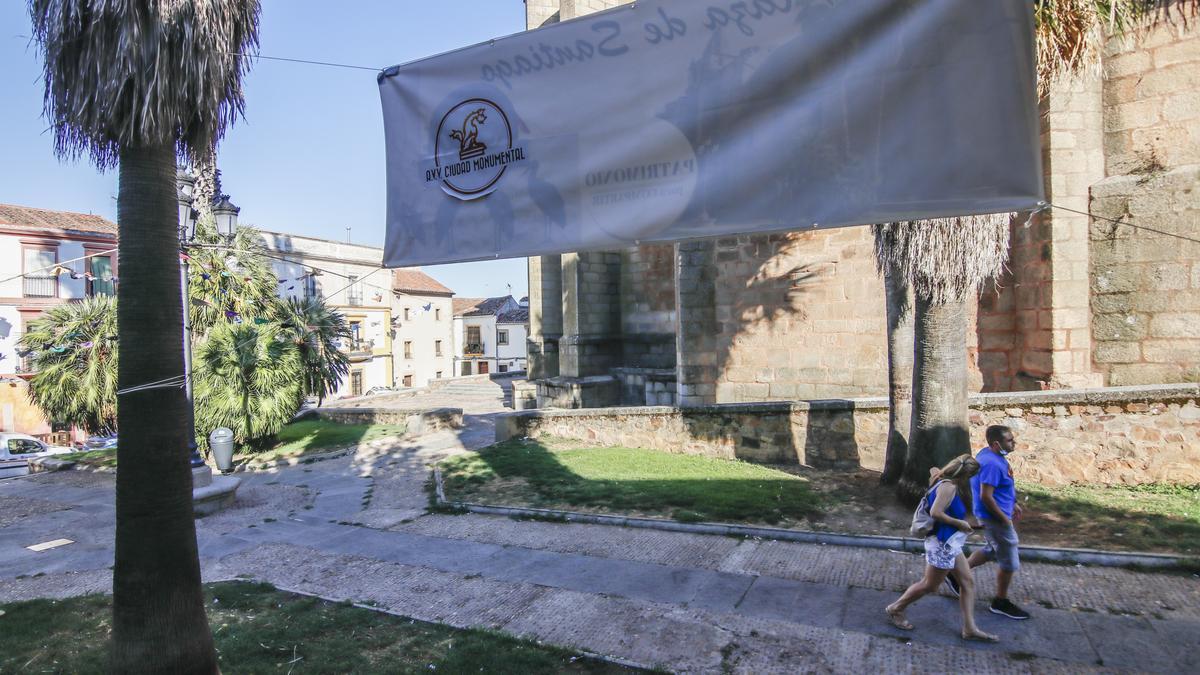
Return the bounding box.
[258,231,393,399]
[391,270,457,388]
[0,204,118,440]
[452,296,528,376]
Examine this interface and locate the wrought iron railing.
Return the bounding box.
[23,276,56,298]
[464,342,484,356]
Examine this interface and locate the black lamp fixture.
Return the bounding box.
[176,167,197,240]
[212,196,240,240]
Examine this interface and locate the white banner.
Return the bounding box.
[379,0,1042,267]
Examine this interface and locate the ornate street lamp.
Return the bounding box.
[212,196,240,240]
[174,169,239,470]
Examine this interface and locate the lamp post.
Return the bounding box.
[176,167,239,468]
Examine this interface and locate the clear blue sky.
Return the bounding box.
[0,0,529,299]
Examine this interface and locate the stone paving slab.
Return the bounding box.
[398,513,1200,619]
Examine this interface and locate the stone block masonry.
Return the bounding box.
[499,384,1200,486]
[1090,165,1200,385]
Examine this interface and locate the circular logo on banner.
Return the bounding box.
[433,98,525,201]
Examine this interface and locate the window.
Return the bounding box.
[8,438,47,456]
[404,341,413,359]
[350,371,363,397]
[466,326,482,354]
[88,254,115,297]
[435,308,442,321]
[350,322,362,350]
[436,371,443,379]
[23,247,57,298]
[347,275,362,306]
[403,307,410,321]
[498,330,509,346]
[402,374,413,387]
[435,340,443,356]
[304,274,319,299]
[499,364,509,373]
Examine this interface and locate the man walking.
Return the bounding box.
[945,425,1031,620]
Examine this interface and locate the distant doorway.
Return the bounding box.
[478,362,490,375]
[461,362,472,376]
[351,370,363,397]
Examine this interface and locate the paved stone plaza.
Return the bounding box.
[2,411,1197,673]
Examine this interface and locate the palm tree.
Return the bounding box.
[884,215,1012,501]
[871,224,912,486]
[194,322,304,447]
[273,296,352,406]
[18,297,119,435]
[187,218,281,335]
[27,1,259,669]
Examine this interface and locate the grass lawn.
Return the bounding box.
[438,438,1199,556]
[241,419,408,463]
[0,581,634,674]
[55,448,117,470]
[439,438,823,525]
[1017,482,1200,556]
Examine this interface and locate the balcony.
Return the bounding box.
[463,342,484,357]
[23,276,56,298]
[346,339,375,363]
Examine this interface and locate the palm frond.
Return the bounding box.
[1033,0,1197,94]
[877,214,1013,305]
[187,217,280,334]
[17,296,118,434]
[273,296,351,403]
[28,0,261,167]
[194,322,303,446]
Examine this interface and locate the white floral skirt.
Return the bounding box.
[924,531,968,570]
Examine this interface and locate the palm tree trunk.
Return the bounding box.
[879,260,912,485]
[112,141,216,672]
[898,294,970,504]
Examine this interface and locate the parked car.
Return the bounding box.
[84,435,118,451]
[0,433,74,470]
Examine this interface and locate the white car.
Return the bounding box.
[0,433,74,470]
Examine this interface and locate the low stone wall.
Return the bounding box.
[313,407,463,434]
[497,384,1200,485]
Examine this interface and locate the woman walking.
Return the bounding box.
[886,454,998,642]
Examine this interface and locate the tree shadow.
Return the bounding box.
[1016,484,1200,556]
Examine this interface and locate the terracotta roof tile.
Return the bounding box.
[392,268,454,296]
[453,296,513,317]
[0,203,117,238]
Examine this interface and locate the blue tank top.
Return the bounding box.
[926,481,967,543]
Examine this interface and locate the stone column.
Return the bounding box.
[1017,75,1104,389]
[559,251,622,378]
[527,255,562,379]
[526,0,561,29]
[674,240,719,406]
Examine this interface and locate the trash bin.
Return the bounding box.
[209,427,235,473]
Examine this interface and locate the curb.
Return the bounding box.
[432,470,1192,571]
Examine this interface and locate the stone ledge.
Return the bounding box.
[193,475,241,516]
[310,407,463,433]
[504,383,1200,420]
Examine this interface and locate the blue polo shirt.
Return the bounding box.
[972,447,1016,520]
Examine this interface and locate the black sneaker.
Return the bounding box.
[944,573,961,598]
[989,598,1030,620]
